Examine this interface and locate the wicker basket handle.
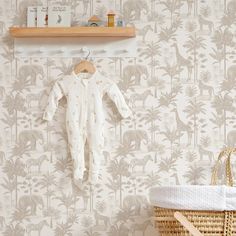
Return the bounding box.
[211,148,236,186]
[174,212,204,236]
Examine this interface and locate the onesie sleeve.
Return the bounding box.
[104,78,132,119]
[42,79,65,121]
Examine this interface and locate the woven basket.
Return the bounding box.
[154,148,236,236]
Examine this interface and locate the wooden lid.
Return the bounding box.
[88,15,101,22]
[107,10,115,15]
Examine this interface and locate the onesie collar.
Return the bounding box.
[72,70,97,86]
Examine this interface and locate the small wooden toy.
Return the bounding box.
[88,15,102,27]
[107,10,115,27]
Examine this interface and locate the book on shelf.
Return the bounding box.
[37,6,48,27]
[48,6,71,27]
[27,6,37,27]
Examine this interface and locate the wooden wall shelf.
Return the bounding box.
[9,27,136,38]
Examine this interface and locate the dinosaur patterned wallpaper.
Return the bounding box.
[0,0,236,235]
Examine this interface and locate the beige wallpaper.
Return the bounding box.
[0,0,236,235]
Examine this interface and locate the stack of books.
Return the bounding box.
[27,6,71,27]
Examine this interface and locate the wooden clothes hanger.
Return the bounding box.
[74,48,96,75]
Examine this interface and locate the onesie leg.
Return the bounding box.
[67,124,86,183]
[87,129,104,182]
[71,136,86,181]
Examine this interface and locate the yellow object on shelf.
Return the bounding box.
[107,10,115,27]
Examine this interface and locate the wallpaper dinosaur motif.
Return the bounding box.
[0,0,236,235]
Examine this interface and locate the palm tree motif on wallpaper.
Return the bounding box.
[210,112,224,139]
[0,86,5,100]
[78,0,94,16]
[161,127,182,153]
[160,0,183,27]
[210,48,224,70]
[0,215,5,228]
[227,130,236,147]
[171,107,192,146]
[3,93,26,142]
[55,192,75,217]
[43,206,61,228]
[160,62,181,90]
[38,172,57,211]
[0,150,5,165]
[142,172,161,189]
[183,33,206,83]
[212,94,234,143]
[54,217,75,236]
[2,158,27,207]
[54,60,74,77]
[105,177,120,201]
[0,20,6,35]
[212,28,234,79]
[184,164,206,184]
[183,99,206,146]
[181,0,194,16]
[107,158,130,208]
[108,222,129,236]
[140,107,160,145]
[123,0,149,22]
[3,223,25,236]
[130,220,153,236]
[26,220,49,236]
[158,90,178,108]
[158,9,184,41]
[148,142,165,163]
[1,177,15,208]
[224,0,236,15]
[1,40,14,80]
[140,42,160,81]
[158,156,177,173]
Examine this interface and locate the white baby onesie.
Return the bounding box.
[43,70,132,184]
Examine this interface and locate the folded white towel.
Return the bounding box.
[149,185,236,211]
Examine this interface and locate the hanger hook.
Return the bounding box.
[82,47,90,60]
[85,49,90,60]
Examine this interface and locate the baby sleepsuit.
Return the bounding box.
[43,70,132,183]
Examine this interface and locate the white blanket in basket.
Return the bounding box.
[149,185,236,211]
